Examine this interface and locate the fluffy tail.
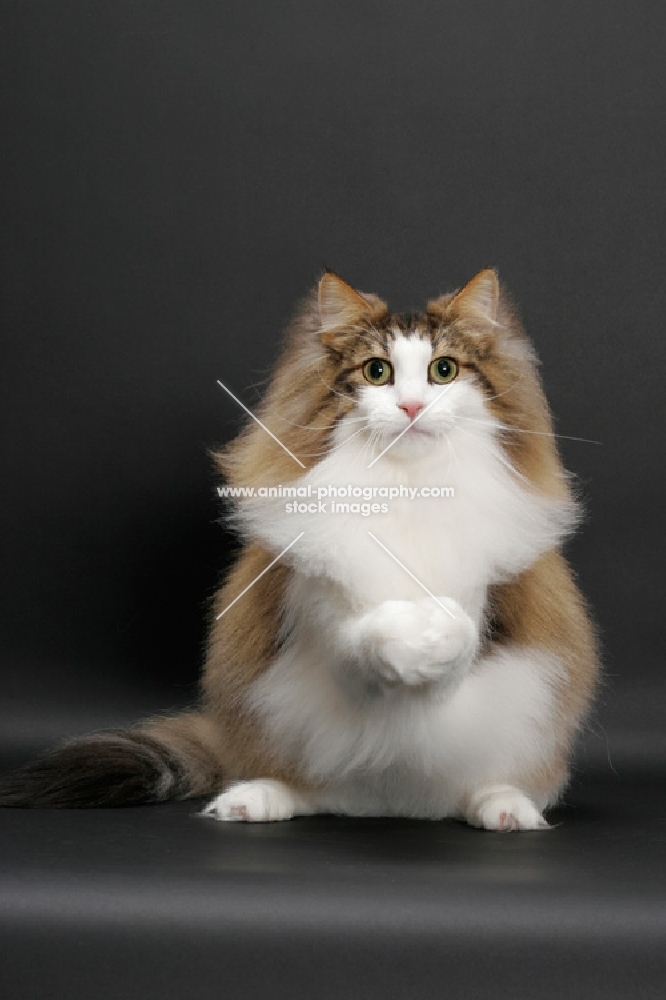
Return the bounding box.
[0,710,225,808]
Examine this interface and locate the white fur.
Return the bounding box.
[388,334,433,411]
[345,596,478,692]
[465,785,550,831]
[209,336,574,829]
[245,638,564,818]
[201,780,312,822]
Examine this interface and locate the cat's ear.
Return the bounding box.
[430,269,500,326]
[318,271,373,341]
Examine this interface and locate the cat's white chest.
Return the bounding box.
[240,424,568,611]
[333,493,485,613]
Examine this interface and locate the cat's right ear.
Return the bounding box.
[318,271,373,344]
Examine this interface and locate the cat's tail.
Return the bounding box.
[0,710,225,808]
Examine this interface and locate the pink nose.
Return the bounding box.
[399,400,424,421]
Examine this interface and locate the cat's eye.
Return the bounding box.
[363,358,393,386]
[429,356,458,385]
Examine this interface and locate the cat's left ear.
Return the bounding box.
[429,268,500,327]
[318,271,375,344]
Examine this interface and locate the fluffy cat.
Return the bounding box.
[0,269,599,831]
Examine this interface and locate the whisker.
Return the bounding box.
[447,434,460,478]
[271,411,367,432]
[455,422,528,482]
[314,357,358,404]
[363,318,389,348]
[296,424,368,459]
[242,373,274,400]
[465,416,603,446]
[481,372,525,404]
[359,426,381,468]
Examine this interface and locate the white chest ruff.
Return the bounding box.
[237,422,574,606]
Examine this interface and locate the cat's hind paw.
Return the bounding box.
[465,784,550,832]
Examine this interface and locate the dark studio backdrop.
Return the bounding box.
[0,0,666,768]
[4,4,666,999]
[2,2,665,766]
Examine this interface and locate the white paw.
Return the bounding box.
[359,598,477,688]
[466,785,550,832]
[200,779,302,823]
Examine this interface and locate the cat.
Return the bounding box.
[0,268,599,831]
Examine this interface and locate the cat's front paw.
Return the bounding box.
[465,785,550,832]
[200,779,306,822]
[358,597,477,689]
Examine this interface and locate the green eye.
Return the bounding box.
[363,358,393,385]
[429,356,458,385]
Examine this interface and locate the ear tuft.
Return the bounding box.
[450,268,500,325]
[318,271,372,334]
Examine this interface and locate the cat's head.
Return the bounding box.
[219,268,563,493]
[318,268,512,462]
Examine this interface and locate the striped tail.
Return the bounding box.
[0,710,225,808]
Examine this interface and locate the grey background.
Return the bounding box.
[3,5,666,999]
[2,0,664,763]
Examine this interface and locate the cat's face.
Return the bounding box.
[319,270,510,462]
[356,326,498,459]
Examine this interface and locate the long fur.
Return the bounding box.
[0,269,599,828]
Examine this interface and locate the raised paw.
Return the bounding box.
[200,779,306,823]
[358,597,477,689]
[465,784,550,832]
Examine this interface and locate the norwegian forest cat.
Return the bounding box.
[0,269,599,831]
